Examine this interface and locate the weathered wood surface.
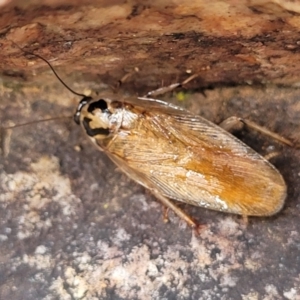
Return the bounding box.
[1,0,300,88]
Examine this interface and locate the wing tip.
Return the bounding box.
[244,183,287,217]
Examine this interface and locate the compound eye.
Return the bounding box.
[74,96,93,125]
[87,99,108,113]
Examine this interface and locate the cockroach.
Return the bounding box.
[2,46,293,229]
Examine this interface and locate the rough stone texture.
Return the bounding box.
[0,1,300,300]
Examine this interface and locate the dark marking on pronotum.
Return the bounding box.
[83,117,110,137]
[87,99,108,113]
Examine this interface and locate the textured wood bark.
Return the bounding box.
[1,0,300,89]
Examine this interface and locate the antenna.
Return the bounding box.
[1,42,82,156]
[10,41,87,98]
[1,116,73,130]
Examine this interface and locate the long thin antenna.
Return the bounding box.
[10,41,87,98]
[1,116,73,156]
[2,116,73,130]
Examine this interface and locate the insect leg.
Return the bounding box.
[0,127,12,157]
[242,215,249,226]
[163,207,170,223]
[263,152,281,161]
[115,68,140,91]
[151,189,199,229]
[219,116,294,147]
[119,68,140,85]
[144,73,199,98]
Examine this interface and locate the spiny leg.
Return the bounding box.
[163,206,170,224]
[241,215,249,227]
[151,189,201,230]
[219,116,294,147]
[144,73,199,98]
[117,68,140,88]
[263,151,281,161]
[0,127,12,157]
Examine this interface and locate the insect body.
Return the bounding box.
[4,45,290,228]
[74,95,286,219]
